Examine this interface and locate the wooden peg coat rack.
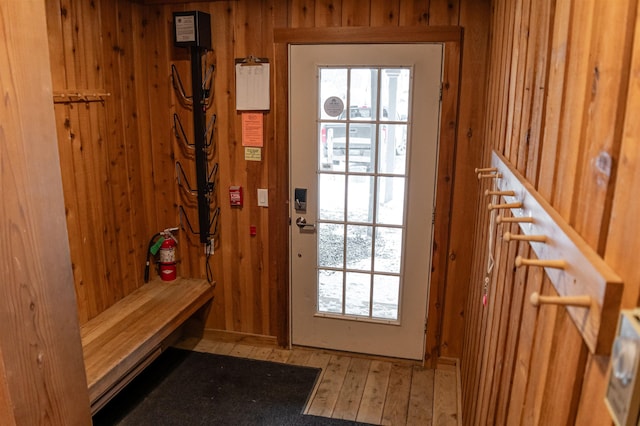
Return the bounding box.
[486,150,623,355]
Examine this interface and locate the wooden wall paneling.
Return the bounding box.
[468,0,513,418]
[504,259,543,424]
[572,0,637,253]
[46,0,91,323]
[397,0,429,26]
[484,223,520,424]
[0,346,15,426]
[524,0,554,184]
[235,0,265,333]
[460,0,501,417]
[79,0,121,308]
[538,311,588,424]
[207,1,238,331]
[575,6,640,423]
[508,0,532,168]
[130,5,158,239]
[460,178,489,420]
[519,277,557,424]
[547,0,593,220]
[467,204,503,423]
[369,0,399,26]
[425,40,460,364]
[264,0,290,339]
[315,0,341,27]
[61,0,107,319]
[270,2,290,344]
[536,0,571,199]
[341,0,371,26]
[0,0,92,421]
[476,222,515,423]
[428,0,459,26]
[494,0,516,156]
[91,14,131,306]
[112,0,147,296]
[495,3,550,415]
[290,0,316,27]
[502,0,525,161]
[440,0,490,360]
[493,241,529,424]
[257,0,275,335]
[206,1,236,331]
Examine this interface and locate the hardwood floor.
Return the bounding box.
[174,332,459,425]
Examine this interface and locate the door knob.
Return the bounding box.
[295,217,316,230]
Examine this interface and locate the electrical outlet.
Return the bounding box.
[204,241,214,255]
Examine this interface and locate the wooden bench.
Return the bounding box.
[80,277,214,414]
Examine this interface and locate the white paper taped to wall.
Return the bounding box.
[235,63,270,110]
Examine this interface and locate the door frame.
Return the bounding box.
[272,26,462,364]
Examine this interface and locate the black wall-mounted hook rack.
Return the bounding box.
[172,10,217,245]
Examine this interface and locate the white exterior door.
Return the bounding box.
[290,44,443,360]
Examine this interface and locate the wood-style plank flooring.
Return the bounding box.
[174,334,459,425]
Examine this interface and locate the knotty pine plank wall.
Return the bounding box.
[2,1,92,423]
[45,0,490,357]
[462,0,640,424]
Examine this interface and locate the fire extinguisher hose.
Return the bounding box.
[144,232,162,283]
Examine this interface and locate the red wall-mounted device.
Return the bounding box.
[229,186,243,207]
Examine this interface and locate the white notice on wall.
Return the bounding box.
[236,63,270,110]
[175,16,195,42]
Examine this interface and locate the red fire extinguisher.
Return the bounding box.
[158,234,177,281]
[145,228,179,283]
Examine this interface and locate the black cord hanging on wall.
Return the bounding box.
[171,11,218,247]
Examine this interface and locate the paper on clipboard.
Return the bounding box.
[236,62,270,110]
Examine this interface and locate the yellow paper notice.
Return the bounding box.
[245,147,262,161]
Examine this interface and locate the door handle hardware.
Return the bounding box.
[295,217,316,230]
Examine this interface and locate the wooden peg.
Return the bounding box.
[488,201,522,211]
[496,216,534,224]
[475,167,498,174]
[529,292,592,308]
[485,189,516,197]
[503,232,547,243]
[515,256,566,270]
[477,172,502,180]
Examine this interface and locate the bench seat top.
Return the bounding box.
[81,277,214,405]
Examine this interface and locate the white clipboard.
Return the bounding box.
[235,56,270,111]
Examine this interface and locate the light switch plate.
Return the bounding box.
[257,188,268,207]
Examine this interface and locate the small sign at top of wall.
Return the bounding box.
[173,11,211,49]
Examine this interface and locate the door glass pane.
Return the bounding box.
[318,270,343,314]
[319,123,346,170]
[378,124,407,174]
[346,225,372,270]
[318,223,344,268]
[316,65,411,323]
[349,68,378,120]
[374,227,402,273]
[319,174,345,221]
[319,68,347,120]
[376,176,405,226]
[380,69,410,122]
[347,175,374,223]
[373,275,399,320]
[345,272,371,316]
